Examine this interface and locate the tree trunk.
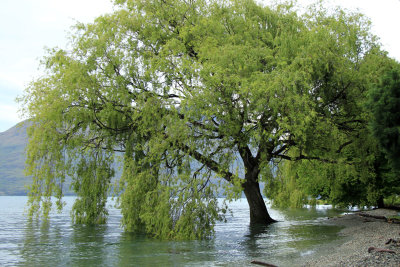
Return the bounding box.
[377,196,385,209]
[243,179,276,225]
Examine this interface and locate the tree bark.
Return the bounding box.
[243,179,276,225]
[238,145,276,225]
[377,196,385,209]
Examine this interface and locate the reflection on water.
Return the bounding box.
[0,197,345,266]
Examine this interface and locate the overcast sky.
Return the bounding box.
[0,0,399,132]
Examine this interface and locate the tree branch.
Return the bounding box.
[276,154,337,164]
[178,143,235,183]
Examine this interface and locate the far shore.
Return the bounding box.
[302,208,400,266]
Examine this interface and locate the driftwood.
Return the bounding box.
[358,213,400,224]
[251,260,278,267]
[387,218,400,224]
[358,213,386,220]
[385,238,398,245]
[368,247,396,254]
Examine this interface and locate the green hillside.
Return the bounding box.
[0,121,31,195]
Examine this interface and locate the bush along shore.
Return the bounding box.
[303,209,400,266]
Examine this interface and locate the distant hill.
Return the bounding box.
[0,121,77,196]
[0,121,31,195]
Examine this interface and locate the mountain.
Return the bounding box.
[0,121,31,195]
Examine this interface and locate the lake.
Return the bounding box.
[0,196,345,266]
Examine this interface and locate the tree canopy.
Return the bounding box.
[19,0,392,239]
[369,65,400,171]
[264,52,400,209]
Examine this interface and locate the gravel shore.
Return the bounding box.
[303,209,400,266]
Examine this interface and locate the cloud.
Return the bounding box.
[0,79,27,132]
[0,0,113,132]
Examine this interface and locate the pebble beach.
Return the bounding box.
[303,209,400,266]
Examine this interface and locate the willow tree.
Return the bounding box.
[263,49,398,209]
[369,65,400,172]
[20,0,382,239]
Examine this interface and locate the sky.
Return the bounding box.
[0,0,399,132]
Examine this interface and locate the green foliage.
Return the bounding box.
[266,130,389,208]
[18,0,390,239]
[266,89,400,209]
[118,137,225,239]
[385,195,400,206]
[263,159,307,209]
[71,151,114,224]
[369,65,400,172]
[264,49,400,209]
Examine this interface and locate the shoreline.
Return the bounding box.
[302,209,400,266]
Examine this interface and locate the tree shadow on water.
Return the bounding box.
[19,220,64,266]
[241,223,275,256]
[238,222,284,266]
[246,223,272,239]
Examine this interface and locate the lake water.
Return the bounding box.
[0,196,346,266]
